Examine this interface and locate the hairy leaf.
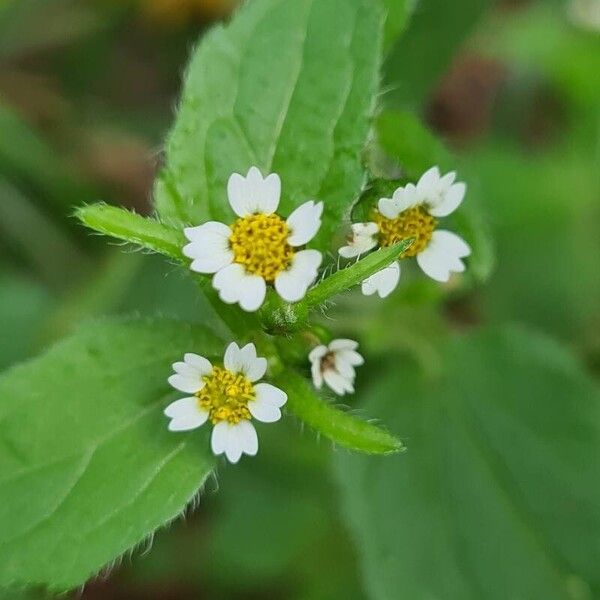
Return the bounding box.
[0,318,224,591]
[335,326,600,599]
[155,0,383,249]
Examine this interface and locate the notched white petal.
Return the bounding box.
[286,201,324,246]
[227,167,281,217]
[361,261,401,298]
[274,249,322,302]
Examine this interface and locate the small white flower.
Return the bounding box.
[183,166,323,312]
[338,222,379,258]
[339,166,471,298]
[164,342,287,464]
[309,339,364,396]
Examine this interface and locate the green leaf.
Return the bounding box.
[155,0,384,249]
[276,369,403,455]
[334,326,600,599]
[76,203,185,260]
[384,0,492,109]
[0,317,224,591]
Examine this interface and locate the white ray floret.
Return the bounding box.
[164,342,287,464]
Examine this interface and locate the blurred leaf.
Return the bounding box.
[0,272,53,370]
[0,101,94,218]
[384,0,492,109]
[380,0,417,52]
[481,3,600,109]
[465,143,600,341]
[0,176,89,288]
[276,369,404,455]
[335,326,600,599]
[155,0,383,248]
[0,318,223,591]
[0,0,101,59]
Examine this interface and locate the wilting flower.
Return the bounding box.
[164,342,287,464]
[309,339,364,396]
[339,166,471,298]
[184,167,323,312]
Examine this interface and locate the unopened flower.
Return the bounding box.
[339,166,471,298]
[164,342,287,464]
[184,166,323,311]
[338,222,379,258]
[309,339,364,396]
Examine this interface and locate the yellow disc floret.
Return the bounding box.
[197,366,255,424]
[373,205,437,258]
[229,213,295,281]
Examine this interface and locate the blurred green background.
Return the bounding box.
[0,0,598,598]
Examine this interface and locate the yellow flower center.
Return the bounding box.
[229,213,295,281]
[373,205,437,258]
[196,366,255,425]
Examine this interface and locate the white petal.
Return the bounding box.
[311,360,324,388]
[223,424,244,464]
[338,349,364,366]
[165,398,209,431]
[328,339,358,352]
[211,421,229,456]
[339,222,379,258]
[416,166,441,199]
[361,261,401,298]
[377,197,399,219]
[334,355,356,379]
[224,342,242,373]
[286,201,323,246]
[212,263,267,312]
[227,167,280,217]
[168,374,203,394]
[183,221,231,245]
[432,229,471,257]
[378,184,418,218]
[248,397,281,423]
[416,230,470,282]
[238,275,267,312]
[254,383,287,407]
[183,222,233,274]
[237,420,259,456]
[323,369,354,395]
[428,182,466,217]
[183,353,213,375]
[274,249,322,302]
[239,343,267,382]
[189,252,234,274]
[308,345,328,363]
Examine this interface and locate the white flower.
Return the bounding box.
[339,222,379,258]
[309,339,364,396]
[339,166,471,298]
[164,342,287,464]
[184,166,323,312]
